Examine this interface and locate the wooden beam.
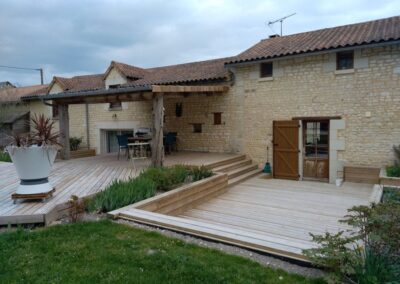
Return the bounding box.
[152,85,229,93]
[58,104,70,160]
[151,93,164,167]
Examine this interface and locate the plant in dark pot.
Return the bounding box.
[6,114,61,196]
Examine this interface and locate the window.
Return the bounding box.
[260,62,273,78]
[213,112,222,125]
[52,105,59,119]
[109,102,122,110]
[192,123,202,133]
[336,51,354,70]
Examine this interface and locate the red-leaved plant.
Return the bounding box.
[8,114,61,148]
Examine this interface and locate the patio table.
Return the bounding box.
[128,142,150,169]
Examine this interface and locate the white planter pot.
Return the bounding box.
[6,146,58,195]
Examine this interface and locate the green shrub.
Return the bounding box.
[69,137,83,151]
[383,187,400,203]
[0,151,11,162]
[386,165,400,177]
[139,165,190,191]
[87,176,156,213]
[304,202,400,283]
[189,165,213,181]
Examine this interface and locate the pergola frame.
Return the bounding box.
[38,85,229,167]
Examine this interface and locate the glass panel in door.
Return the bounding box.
[303,121,329,180]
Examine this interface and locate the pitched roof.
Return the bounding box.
[51,74,104,93]
[0,84,48,103]
[106,61,149,80]
[121,56,234,87]
[226,16,400,64]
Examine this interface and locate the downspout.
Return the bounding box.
[85,103,90,149]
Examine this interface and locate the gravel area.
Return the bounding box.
[115,219,326,279]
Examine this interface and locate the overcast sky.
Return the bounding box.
[0,0,398,86]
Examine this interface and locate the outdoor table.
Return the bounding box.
[128,136,152,143]
[128,142,150,169]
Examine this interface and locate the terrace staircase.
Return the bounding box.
[208,154,262,186]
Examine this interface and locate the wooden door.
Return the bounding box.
[303,120,329,181]
[273,120,299,180]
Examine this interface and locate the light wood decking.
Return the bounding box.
[0,151,240,225]
[114,176,382,262]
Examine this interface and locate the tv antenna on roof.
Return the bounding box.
[268,13,296,36]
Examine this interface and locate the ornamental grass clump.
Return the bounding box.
[87,176,156,213]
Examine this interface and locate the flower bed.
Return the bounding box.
[380,167,400,187]
[87,165,213,213]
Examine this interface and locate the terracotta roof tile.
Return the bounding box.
[0,84,48,103]
[121,56,234,87]
[53,74,104,92]
[227,16,400,64]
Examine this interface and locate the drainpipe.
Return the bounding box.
[85,103,90,148]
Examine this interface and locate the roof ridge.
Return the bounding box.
[260,15,400,42]
[146,56,235,71]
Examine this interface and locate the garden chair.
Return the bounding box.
[116,134,130,160]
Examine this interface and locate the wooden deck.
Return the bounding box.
[114,176,382,262]
[0,151,240,225]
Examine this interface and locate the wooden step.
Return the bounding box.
[213,159,252,173]
[228,169,262,187]
[207,155,246,169]
[227,164,258,179]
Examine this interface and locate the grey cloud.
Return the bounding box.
[0,0,398,86]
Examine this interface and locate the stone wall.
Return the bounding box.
[231,44,400,171]
[164,93,236,153]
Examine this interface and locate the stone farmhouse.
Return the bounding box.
[1,15,399,184]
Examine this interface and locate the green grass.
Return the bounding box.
[0,151,12,162]
[0,220,325,284]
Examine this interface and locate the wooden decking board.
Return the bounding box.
[119,208,308,260]
[0,152,241,225]
[191,201,350,231]
[115,176,375,262]
[180,209,323,243]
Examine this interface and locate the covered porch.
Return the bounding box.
[42,84,231,167]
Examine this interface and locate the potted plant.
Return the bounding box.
[6,114,61,196]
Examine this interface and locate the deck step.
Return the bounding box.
[228,169,262,187]
[213,159,252,173]
[227,164,258,179]
[207,155,246,169]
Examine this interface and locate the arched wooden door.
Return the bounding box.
[273,120,299,180]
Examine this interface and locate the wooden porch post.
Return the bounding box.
[58,104,70,160]
[151,93,164,167]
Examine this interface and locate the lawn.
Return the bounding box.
[0,220,324,284]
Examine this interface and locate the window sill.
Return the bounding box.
[335,69,354,75]
[258,77,274,82]
[108,108,123,112]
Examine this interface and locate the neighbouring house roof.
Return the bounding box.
[226,16,400,65]
[0,84,48,103]
[0,81,16,89]
[50,74,104,93]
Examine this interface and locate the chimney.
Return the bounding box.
[269,34,280,38]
